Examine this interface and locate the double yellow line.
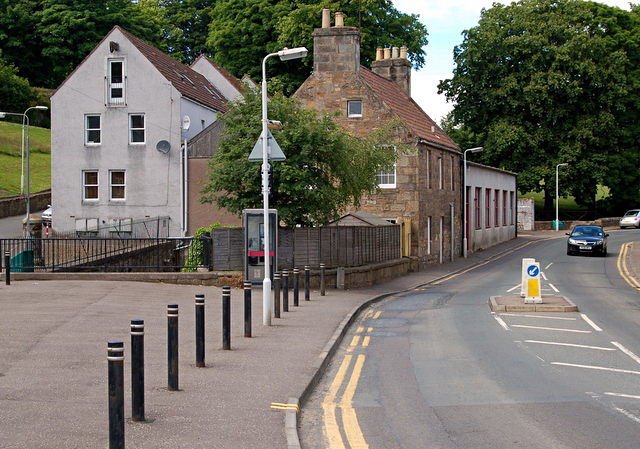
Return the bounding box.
[322,310,382,448]
[617,242,640,290]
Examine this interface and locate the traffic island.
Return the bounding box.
[489,295,578,313]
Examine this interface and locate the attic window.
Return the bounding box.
[347,100,362,118]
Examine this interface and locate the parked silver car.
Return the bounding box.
[619,209,640,229]
[41,205,52,222]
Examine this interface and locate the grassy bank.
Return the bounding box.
[0,121,51,196]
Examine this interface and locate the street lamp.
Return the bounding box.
[555,163,569,231]
[261,47,307,326]
[0,105,48,237]
[463,147,483,258]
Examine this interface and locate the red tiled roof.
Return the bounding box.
[119,27,228,113]
[360,68,459,151]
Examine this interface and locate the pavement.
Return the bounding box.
[0,230,637,449]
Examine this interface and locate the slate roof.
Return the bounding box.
[118,27,229,113]
[360,67,459,152]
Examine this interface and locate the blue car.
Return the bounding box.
[566,225,608,256]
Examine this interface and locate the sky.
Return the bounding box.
[392,0,635,124]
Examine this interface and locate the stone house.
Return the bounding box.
[50,27,243,237]
[294,9,462,266]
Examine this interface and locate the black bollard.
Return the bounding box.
[320,263,326,296]
[282,270,289,312]
[304,265,311,301]
[4,251,10,285]
[243,281,252,338]
[293,268,300,307]
[167,304,179,391]
[222,286,231,350]
[130,319,145,422]
[195,294,205,367]
[273,272,281,319]
[107,341,125,449]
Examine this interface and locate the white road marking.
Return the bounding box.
[605,392,640,400]
[611,341,640,366]
[541,271,548,281]
[512,325,591,333]
[548,283,559,293]
[552,362,640,375]
[524,340,616,351]
[581,314,603,332]
[494,316,510,331]
[545,263,553,270]
[615,407,640,424]
[501,313,576,321]
[507,284,521,293]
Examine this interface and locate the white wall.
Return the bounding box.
[191,58,243,102]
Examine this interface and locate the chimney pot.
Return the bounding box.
[322,8,330,28]
[375,47,384,61]
[335,11,344,27]
[400,46,408,59]
[392,47,399,59]
[383,47,391,60]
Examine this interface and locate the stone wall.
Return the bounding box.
[0,190,51,219]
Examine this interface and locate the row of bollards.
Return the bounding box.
[106,263,327,448]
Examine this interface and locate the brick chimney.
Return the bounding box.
[312,8,360,74]
[371,45,412,95]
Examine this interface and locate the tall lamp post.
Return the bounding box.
[0,105,48,237]
[555,162,569,231]
[463,147,483,258]
[261,47,307,326]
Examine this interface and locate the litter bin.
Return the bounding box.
[552,219,564,231]
[10,249,34,272]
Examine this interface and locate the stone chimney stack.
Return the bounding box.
[371,45,412,95]
[312,9,360,74]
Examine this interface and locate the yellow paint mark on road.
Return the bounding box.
[363,310,373,319]
[270,402,299,412]
[618,242,640,290]
[341,354,369,449]
[356,326,365,333]
[350,335,361,347]
[373,311,382,319]
[362,336,371,347]
[322,355,352,449]
[367,327,373,332]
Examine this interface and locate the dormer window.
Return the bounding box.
[107,59,125,105]
[347,100,362,118]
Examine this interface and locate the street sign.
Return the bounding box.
[248,129,286,161]
[524,260,542,304]
[182,115,191,130]
[527,265,540,277]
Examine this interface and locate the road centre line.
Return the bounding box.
[605,392,640,400]
[611,341,640,366]
[502,313,576,321]
[615,407,640,424]
[507,284,520,293]
[524,340,616,351]
[581,314,603,332]
[552,362,640,375]
[548,283,559,292]
[545,262,553,269]
[511,324,591,333]
[494,315,510,331]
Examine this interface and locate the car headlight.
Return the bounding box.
[569,238,578,244]
[594,240,603,245]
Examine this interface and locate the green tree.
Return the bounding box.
[206,0,428,93]
[0,54,35,120]
[438,0,640,216]
[201,90,398,227]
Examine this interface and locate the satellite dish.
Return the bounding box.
[156,140,171,154]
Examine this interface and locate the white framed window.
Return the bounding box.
[347,100,362,118]
[107,59,125,105]
[85,115,101,145]
[109,170,126,201]
[376,164,396,188]
[83,170,99,200]
[129,114,145,144]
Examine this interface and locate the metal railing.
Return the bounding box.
[0,237,201,272]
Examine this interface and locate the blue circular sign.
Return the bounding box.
[527,265,540,277]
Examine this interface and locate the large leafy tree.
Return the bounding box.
[206,0,428,93]
[438,0,640,216]
[0,54,35,119]
[201,90,398,227]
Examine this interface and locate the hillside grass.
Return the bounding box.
[0,121,51,196]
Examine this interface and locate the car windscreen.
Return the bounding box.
[624,210,640,216]
[571,227,603,237]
